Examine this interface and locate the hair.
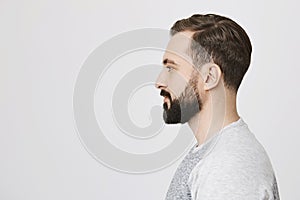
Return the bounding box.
[170,14,252,92]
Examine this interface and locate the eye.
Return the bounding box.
[166,66,174,72]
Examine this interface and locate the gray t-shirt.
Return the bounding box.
[165,118,280,200]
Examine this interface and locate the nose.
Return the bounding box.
[155,82,167,89]
[155,71,167,89]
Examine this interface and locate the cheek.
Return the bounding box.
[167,71,190,99]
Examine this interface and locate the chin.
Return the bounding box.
[163,111,186,124]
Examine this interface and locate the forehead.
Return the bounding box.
[163,31,194,65]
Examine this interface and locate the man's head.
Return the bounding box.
[155,14,252,124]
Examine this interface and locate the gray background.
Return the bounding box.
[1,0,299,199]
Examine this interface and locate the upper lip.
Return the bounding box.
[160,90,171,101]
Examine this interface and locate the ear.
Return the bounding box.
[203,64,222,91]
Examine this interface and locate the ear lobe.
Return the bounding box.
[203,64,222,91]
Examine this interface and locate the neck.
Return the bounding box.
[188,88,240,146]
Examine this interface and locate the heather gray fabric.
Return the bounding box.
[165,118,280,200]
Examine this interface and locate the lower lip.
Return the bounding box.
[164,97,169,103]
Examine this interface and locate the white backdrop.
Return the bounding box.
[1,0,299,199]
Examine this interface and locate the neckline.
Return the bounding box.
[191,117,245,153]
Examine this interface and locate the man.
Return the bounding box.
[155,14,280,200]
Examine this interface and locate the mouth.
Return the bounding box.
[160,90,172,110]
[163,98,169,110]
[162,95,171,109]
[160,90,171,100]
[163,96,169,103]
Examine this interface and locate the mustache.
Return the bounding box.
[160,89,172,100]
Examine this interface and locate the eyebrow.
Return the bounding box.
[162,58,178,66]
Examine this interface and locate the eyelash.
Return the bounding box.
[166,66,174,72]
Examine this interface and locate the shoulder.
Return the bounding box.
[188,123,276,199]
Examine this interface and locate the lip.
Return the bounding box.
[160,90,171,105]
[163,96,168,103]
[163,96,169,103]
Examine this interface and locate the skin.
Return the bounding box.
[155,31,240,146]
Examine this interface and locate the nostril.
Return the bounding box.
[155,82,167,89]
[155,83,163,89]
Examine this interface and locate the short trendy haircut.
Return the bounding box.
[171,14,252,92]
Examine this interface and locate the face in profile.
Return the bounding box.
[156,32,203,124]
[160,75,202,124]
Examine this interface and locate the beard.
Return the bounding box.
[160,74,202,124]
